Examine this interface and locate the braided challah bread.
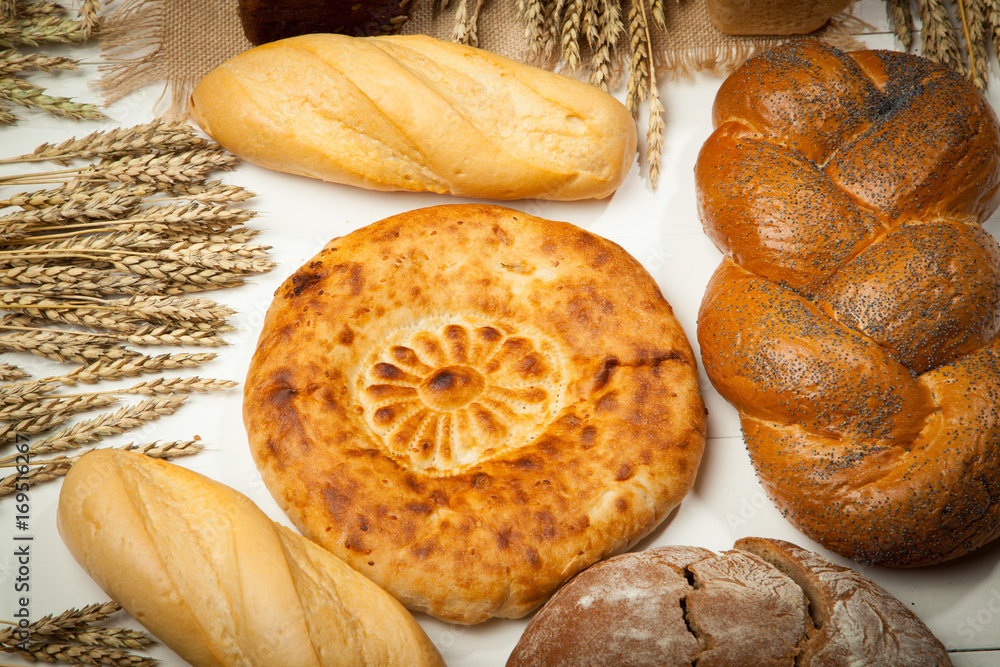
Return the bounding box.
[695,40,1000,567]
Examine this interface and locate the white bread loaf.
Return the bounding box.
[189,33,637,201]
[56,449,445,667]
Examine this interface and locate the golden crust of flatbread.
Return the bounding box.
[243,204,705,624]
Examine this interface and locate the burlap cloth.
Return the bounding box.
[96,0,868,118]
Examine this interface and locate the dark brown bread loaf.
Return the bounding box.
[695,39,1000,567]
[238,0,414,45]
[507,538,953,667]
[705,0,852,35]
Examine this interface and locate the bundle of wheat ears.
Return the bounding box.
[0,120,275,504]
[508,0,667,182]
[1,601,159,666]
[0,0,104,124]
[887,0,1000,92]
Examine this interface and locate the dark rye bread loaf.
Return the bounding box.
[507,538,953,667]
[238,0,414,45]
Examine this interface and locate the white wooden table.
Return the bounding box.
[1,1,999,665]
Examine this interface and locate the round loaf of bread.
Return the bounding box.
[705,0,853,35]
[243,204,706,623]
[507,538,953,667]
[695,41,1000,566]
[238,0,414,45]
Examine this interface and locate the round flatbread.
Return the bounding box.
[243,203,705,623]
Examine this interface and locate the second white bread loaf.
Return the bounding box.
[189,33,637,201]
[56,449,445,667]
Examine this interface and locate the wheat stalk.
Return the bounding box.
[625,0,650,119]
[984,0,1000,66]
[560,0,584,71]
[0,13,90,48]
[0,77,107,121]
[77,0,102,40]
[519,0,548,58]
[0,394,189,459]
[917,0,966,74]
[0,264,168,296]
[166,179,256,202]
[0,120,210,166]
[537,0,567,61]
[0,602,121,643]
[0,440,203,499]
[0,326,137,364]
[0,391,118,421]
[451,0,477,45]
[0,196,141,228]
[107,255,252,292]
[110,376,237,395]
[0,378,58,404]
[2,637,157,665]
[0,394,122,443]
[646,73,665,187]
[94,149,239,187]
[589,0,623,90]
[0,363,27,381]
[0,104,18,125]
[1,438,204,469]
[0,50,80,75]
[153,227,262,246]
[91,200,256,229]
[0,377,228,435]
[649,0,665,31]
[886,0,914,50]
[0,148,238,189]
[118,324,230,347]
[0,600,156,663]
[32,626,153,651]
[0,293,236,331]
[0,230,165,256]
[958,0,989,90]
[16,1,68,17]
[56,352,219,385]
[0,182,154,210]
[152,247,275,274]
[0,319,229,348]
[4,230,167,254]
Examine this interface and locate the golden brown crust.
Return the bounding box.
[243,203,705,623]
[695,41,1000,566]
[189,34,637,201]
[56,449,445,667]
